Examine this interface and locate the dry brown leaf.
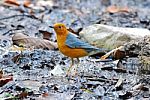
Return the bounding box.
[0,75,13,87]
[18,91,28,99]
[0,69,3,78]
[4,0,19,6]
[106,5,130,13]
[23,0,31,7]
[113,49,125,59]
[39,30,52,40]
[101,46,125,60]
[42,92,49,97]
[12,33,57,50]
[12,53,21,63]
[4,0,31,7]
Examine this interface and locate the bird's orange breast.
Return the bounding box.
[56,34,88,58]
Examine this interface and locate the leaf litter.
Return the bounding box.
[0,0,150,100]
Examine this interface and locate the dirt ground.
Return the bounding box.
[0,0,150,100]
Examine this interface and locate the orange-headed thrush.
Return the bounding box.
[50,23,106,75]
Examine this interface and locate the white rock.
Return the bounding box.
[80,24,150,49]
[50,65,64,76]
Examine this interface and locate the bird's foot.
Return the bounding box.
[66,68,71,77]
[72,67,78,76]
[66,66,78,77]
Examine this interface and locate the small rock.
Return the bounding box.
[50,65,64,76]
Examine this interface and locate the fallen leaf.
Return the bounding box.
[113,49,125,59]
[0,75,13,87]
[12,33,57,50]
[39,30,52,40]
[11,53,21,63]
[0,69,3,78]
[4,0,31,8]
[18,91,28,99]
[115,77,123,88]
[101,46,125,60]
[42,92,49,97]
[141,86,149,91]
[132,83,144,91]
[106,5,131,13]
[23,0,31,7]
[4,0,19,6]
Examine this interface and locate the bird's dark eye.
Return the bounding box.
[58,26,61,28]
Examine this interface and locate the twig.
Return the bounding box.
[2,29,18,35]
[2,29,13,35]
[3,28,26,35]
[86,77,117,83]
[0,14,41,21]
[84,75,118,83]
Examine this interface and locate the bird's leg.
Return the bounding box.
[67,58,74,75]
[77,58,80,64]
[73,58,80,76]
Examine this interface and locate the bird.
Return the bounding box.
[50,23,106,75]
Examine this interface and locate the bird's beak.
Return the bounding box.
[49,26,54,28]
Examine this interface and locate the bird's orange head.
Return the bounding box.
[53,23,68,35]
